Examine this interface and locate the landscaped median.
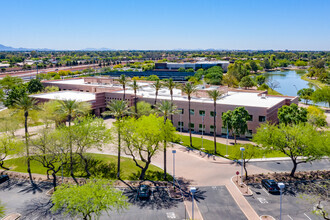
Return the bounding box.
[2,153,171,181]
[175,134,286,160]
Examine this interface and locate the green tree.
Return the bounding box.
[239,76,255,89]
[27,78,44,94]
[0,134,23,170]
[204,66,223,85]
[130,101,153,118]
[4,84,27,107]
[261,58,272,70]
[178,67,185,72]
[227,61,249,81]
[278,103,307,125]
[0,75,23,94]
[102,100,130,179]
[297,88,314,104]
[118,74,129,100]
[253,123,329,177]
[156,100,178,180]
[163,78,177,122]
[222,107,250,144]
[256,75,266,86]
[249,60,259,73]
[222,73,239,88]
[57,100,91,184]
[13,96,39,185]
[206,90,223,154]
[51,179,128,220]
[295,60,308,67]
[121,114,176,180]
[130,80,140,116]
[232,144,262,179]
[146,74,159,81]
[181,82,197,147]
[312,87,330,107]
[151,79,162,105]
[307,106,327,127]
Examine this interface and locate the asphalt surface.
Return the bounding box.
[250,159,330,173]
[246,182,325,220]
[196,186,246,220]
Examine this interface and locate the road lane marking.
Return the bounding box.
[287,215,293,220]
[166,212,176,219]
[262,188,270,196]
[304,213,312,220]
[257,197,268,204]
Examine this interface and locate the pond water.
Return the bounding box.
[263,70,316,97]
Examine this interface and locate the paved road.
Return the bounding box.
[196,186,246,220]
[250,159,330,173]
[246,183,324,220]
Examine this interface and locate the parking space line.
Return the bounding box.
[287,215,293,220]
[262,188,270,196]
[304,213,312,220]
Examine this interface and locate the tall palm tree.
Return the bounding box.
[14,95,39,185]
[163,78,177,122]
[152,79,162,105]
[207,90,223,155]
[57,99,91,184]
[156,100,179,180]
[181,82,197,148]
[119,74,129,100]
[102,100,130,179]
[130,80,140,116]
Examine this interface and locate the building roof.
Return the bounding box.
[30,91,96,102]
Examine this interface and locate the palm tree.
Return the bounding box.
[163,78,177,122]
[57,100,91,184]
[181,82,197,148]
[130,80,140,116]
[156,100,178,180]
[13,95,39,185]
[207,90,223,155]
[152,79,162,105]
[102,100,130,179]
[119,74,129,100]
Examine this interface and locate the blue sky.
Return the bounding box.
[1,0,330,50]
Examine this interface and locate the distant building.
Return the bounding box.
[155,61,230,72]
[37,77,298,138]
[0,63,10,68]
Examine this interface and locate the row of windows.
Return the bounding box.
[178,122,253,135]
[178,108,266,122]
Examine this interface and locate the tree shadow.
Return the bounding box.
[0,179,52,195]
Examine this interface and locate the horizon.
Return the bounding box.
[1,0,330,50]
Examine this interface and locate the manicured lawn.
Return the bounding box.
[4,153,168,181]
[175,134,286,159]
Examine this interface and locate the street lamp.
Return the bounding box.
[190,187,197,220]
[180,111,182,143]
[172,150,176,186]
[201,114,204,150]
[278,182,285,220]
[226,122,229,157]
[240,147,245,185]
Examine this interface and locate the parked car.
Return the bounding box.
[0,174,9,184]
[261,179,280,193]
[137,184,151,199]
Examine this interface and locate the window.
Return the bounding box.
[199,124,205,132]
[199,110,205,116]
[189,123,195,131]
[178,122,184,128]
[210,125,215,133]
[178,108,184,114]
[259,116,266,122]
[190,109,195,115]
[210,111,216,117]
[248,115,253,121]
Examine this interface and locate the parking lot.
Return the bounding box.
[196,186,246,220]
[246,182,324,220]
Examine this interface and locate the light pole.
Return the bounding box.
[226,122,229,157]
[180,110,182,143]
[172,150,176,186]
[190,187,197,220]
[201,114,204,150]
[240,147,245,185]
[278,182,285,220]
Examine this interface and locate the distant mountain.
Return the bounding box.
[81,47,115,51]
[0,44,52,51]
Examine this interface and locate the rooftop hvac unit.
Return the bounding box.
[261,94,266,99]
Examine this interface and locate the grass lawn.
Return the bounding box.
[301,74,327,89]
[175,134,286,159]
[3,153,168,181]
